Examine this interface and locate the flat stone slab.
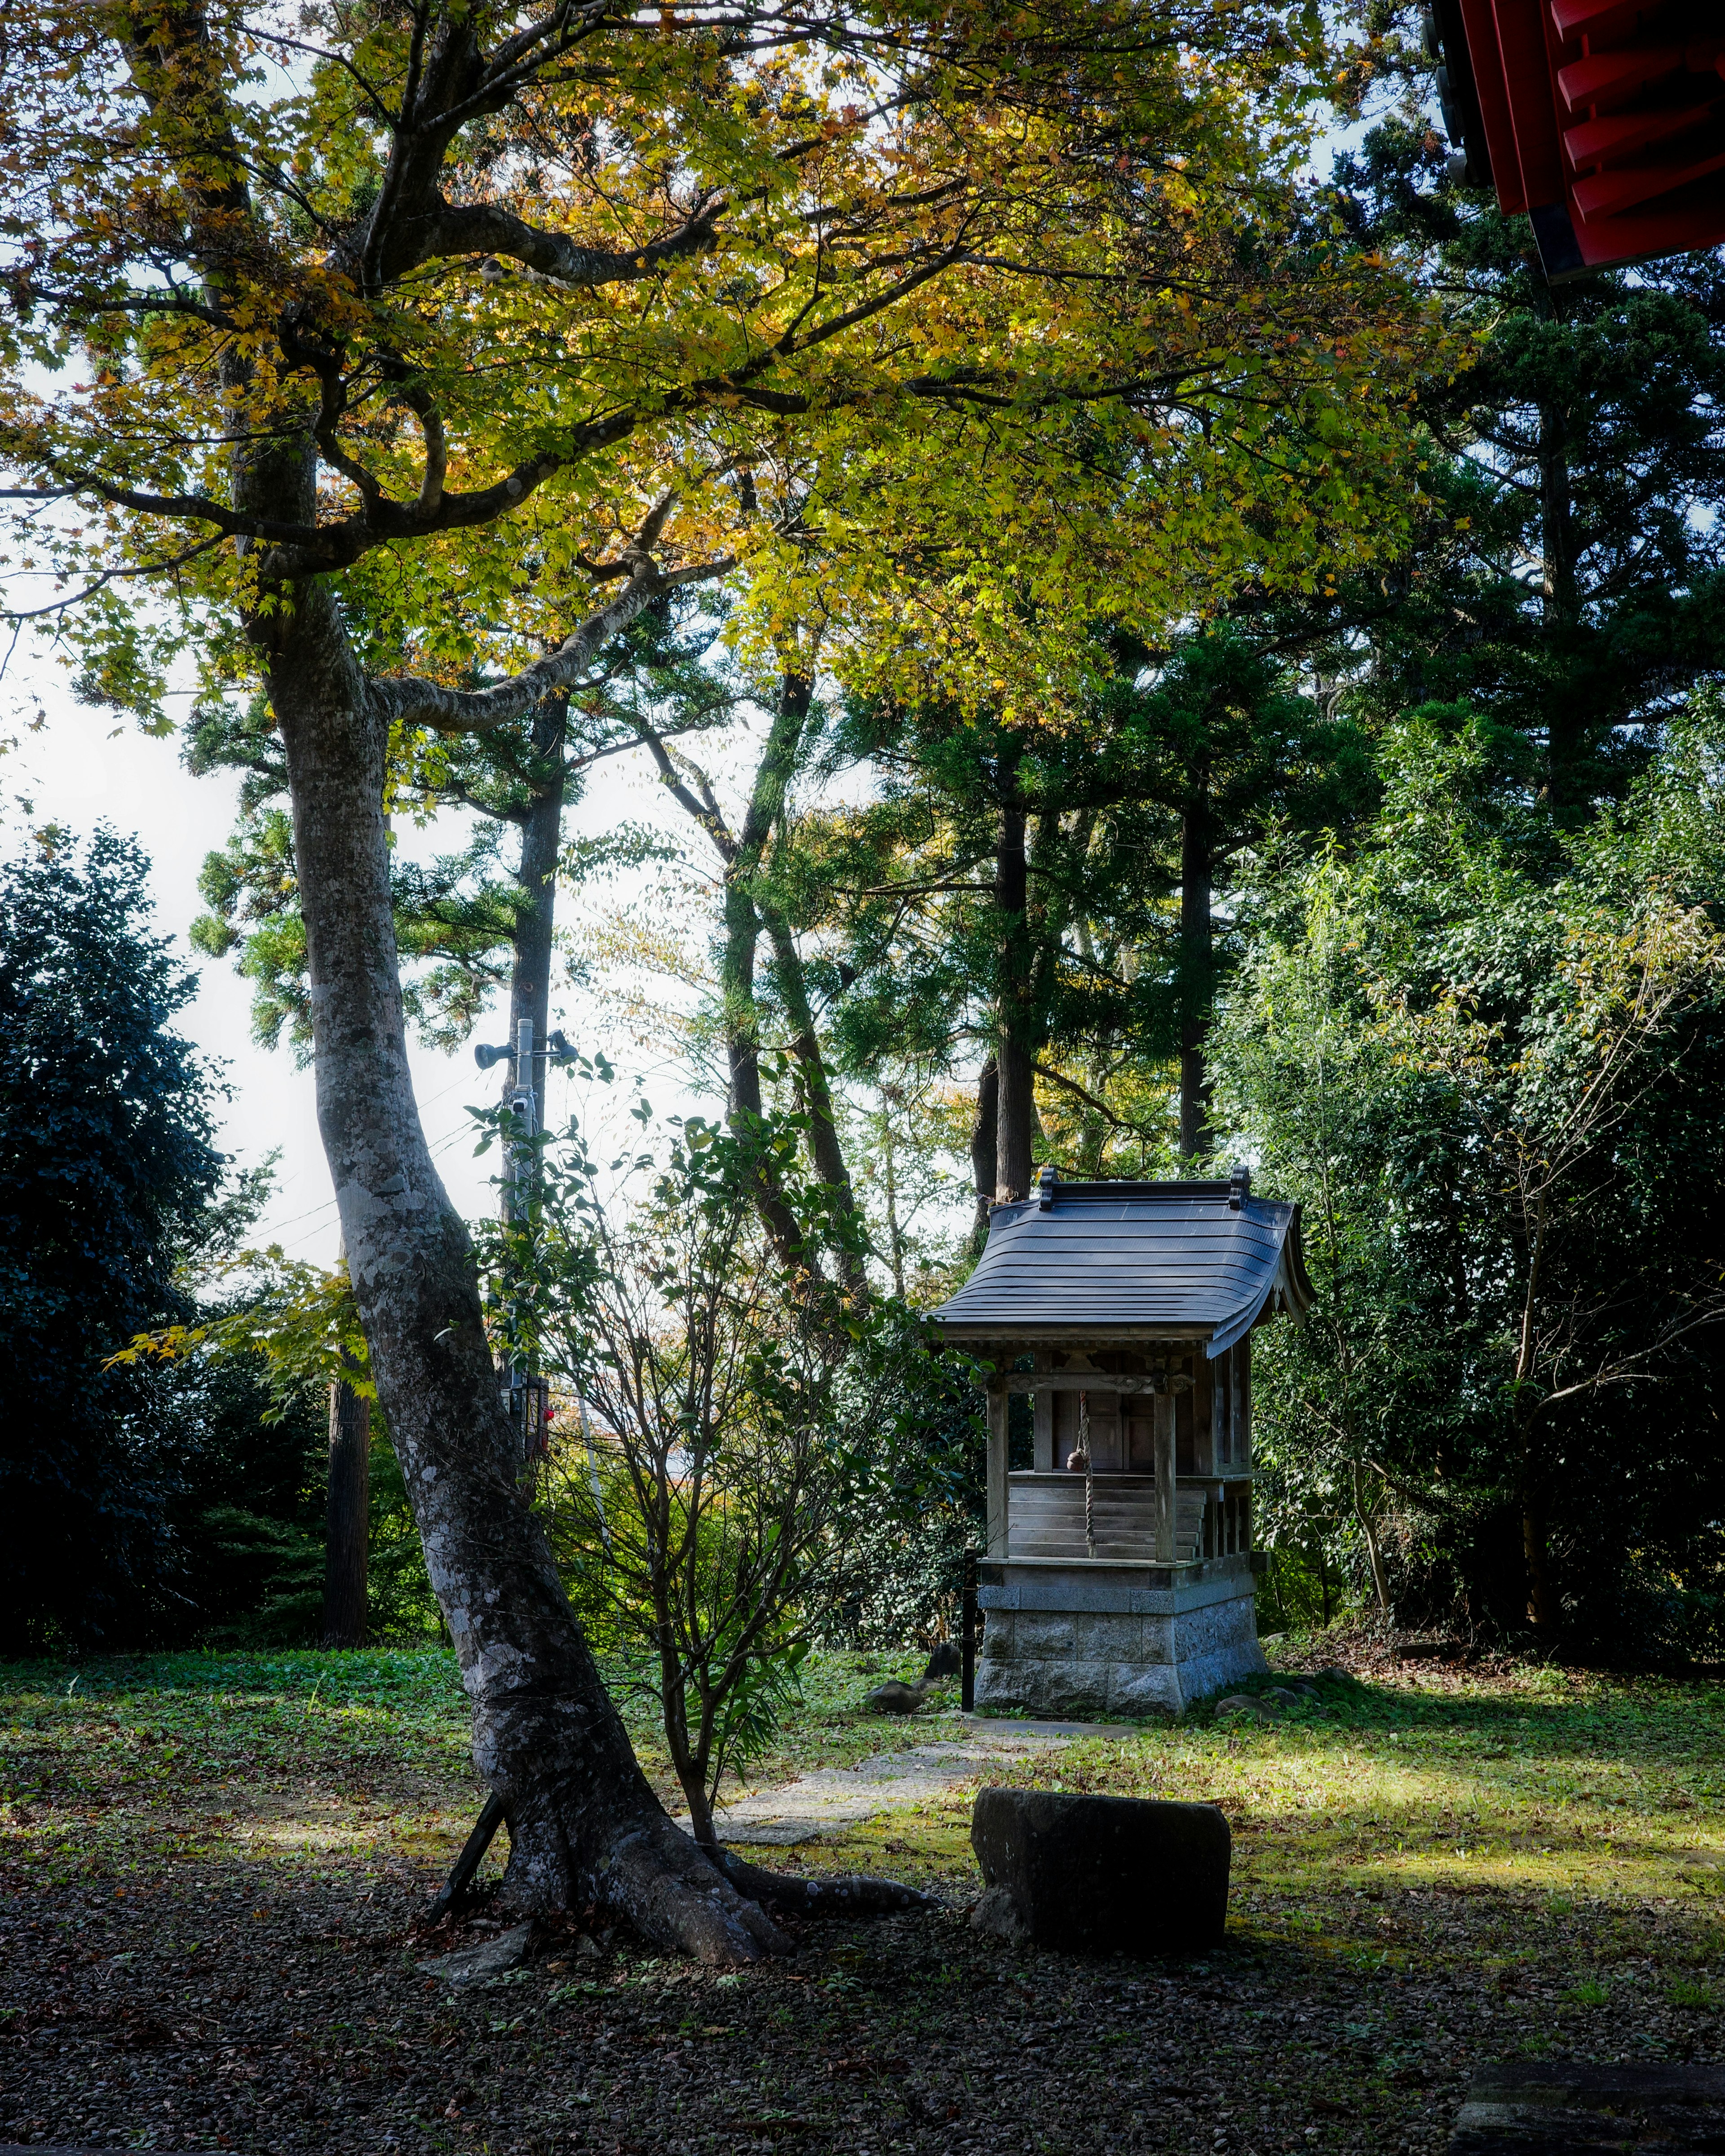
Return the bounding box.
[417,1920,536,1985]
[1448,2061,1725,2151]
[683,1719,1081,1846]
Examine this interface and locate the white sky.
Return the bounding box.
[0,648,735,1264]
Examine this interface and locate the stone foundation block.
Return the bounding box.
[969,1788,1229,1954]
[974,1563,1266,1716]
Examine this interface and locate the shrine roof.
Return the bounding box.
[929,1167,1313,1359]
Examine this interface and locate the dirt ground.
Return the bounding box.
[3,1640,1721,2154]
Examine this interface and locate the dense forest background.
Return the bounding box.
[5,31,1724,1666]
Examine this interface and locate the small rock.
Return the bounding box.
[865,1677,931,1714]
[969,1787,1230,1955]
[575,1934,604,1961]
[1216,1694,1278,1721]
[417,1921,536,1987]
[969,1884,1033,1948]
[1264,1686,1309,1707]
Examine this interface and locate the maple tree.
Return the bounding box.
[1,0,1439,1955]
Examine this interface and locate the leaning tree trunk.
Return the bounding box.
[261,567,784,1963]
[761,903,867,1294]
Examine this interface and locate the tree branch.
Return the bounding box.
[372,507,733,733]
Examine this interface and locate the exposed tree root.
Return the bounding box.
[707,1843,939,1917]
[598,1813,793,1963]
[435,1793,933,1964]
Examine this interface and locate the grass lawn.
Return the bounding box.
[1,1639,1721,2154]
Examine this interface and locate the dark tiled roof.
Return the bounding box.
[929,1168,1313,1357]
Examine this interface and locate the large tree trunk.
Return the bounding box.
[1179,765,1214,1162]
[261,566,784,1962]
[993,786,1037,1202]
[323,1366,370,1648]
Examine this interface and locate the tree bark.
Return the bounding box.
[1522,1498,1557,1634]
[716,674,819,1266]
[761,904,867,1294]
[994,784,1036,1203]
[507,694,568,1129]
[969,1056,999,1247]
[648,660,856,1269]
[257,548,785,1962]
[1179,764,1214,1163]
[323,1367,371,1648]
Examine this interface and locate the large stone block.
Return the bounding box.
[1074,1609,1144,1659]
[975,1655,1112,1719]
[969,1788,1229,1954]
[1105,1661,1182,1715]
[1448,2061,1725,2152]
[1011,1610,1079,1657]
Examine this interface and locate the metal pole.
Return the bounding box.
[960,1547,978,1714]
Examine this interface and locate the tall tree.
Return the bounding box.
[808,627,1371,1210]
[630,641,868,1283]
[1212,711,1725,1645]
[189,598,730,1065]
[0,829,226,1648]
[1330,116,1725,821]
[2,0,1434,1955]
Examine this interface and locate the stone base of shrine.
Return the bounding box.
[974,1554,1266,1719]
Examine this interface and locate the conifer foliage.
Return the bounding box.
[0,832,225,1645]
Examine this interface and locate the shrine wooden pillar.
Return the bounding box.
[1154,1392,1177,1564]
[987,1378,1010,1559]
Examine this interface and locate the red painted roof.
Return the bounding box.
[1438,0,1725,278]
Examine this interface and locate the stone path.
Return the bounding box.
[697,1715,1089,1846]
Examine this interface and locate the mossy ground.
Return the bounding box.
[1,1641,1720,2152]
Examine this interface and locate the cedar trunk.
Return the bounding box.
[969,1056,999,1246]
[994,794,1036,1202]
[1179,768,1214,1163]
[261,570,782,1961]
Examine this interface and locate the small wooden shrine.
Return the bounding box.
[930,1165,1313,1718]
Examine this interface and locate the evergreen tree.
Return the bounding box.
[805,626,1374,1223]
[1331,119,1725,820]
[0,829,226,1644]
